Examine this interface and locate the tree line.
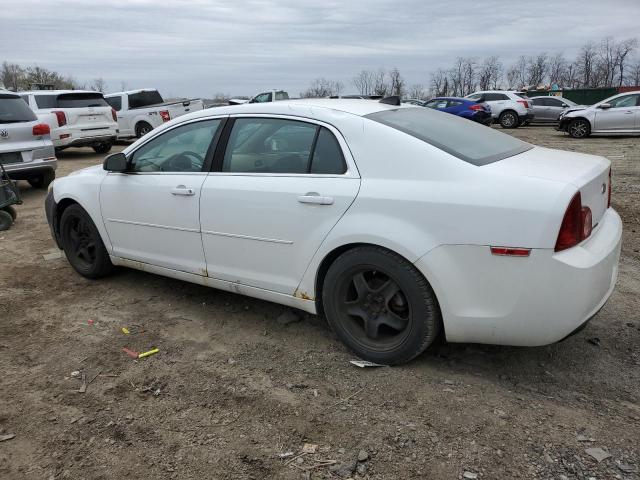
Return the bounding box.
[1,61,118,93]
[302,36,639,99]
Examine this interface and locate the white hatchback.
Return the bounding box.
[45,99,621,364]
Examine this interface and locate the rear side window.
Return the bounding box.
[128,90,164,109]
[310,127,346,174]
[0,94,37,123]
[366,108,532,166]
[485,93,509,101]
[105,96,122,111]
[34,95,57,109]
[223,118,346,174]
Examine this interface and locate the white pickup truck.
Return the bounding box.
[104,89,204,139]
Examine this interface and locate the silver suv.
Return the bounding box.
[558,91,640,138]
[0,90,56,188]
[466,91,534,128]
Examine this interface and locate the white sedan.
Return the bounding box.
[45,98,622,364]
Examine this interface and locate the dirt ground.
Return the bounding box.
[0,127,639,480]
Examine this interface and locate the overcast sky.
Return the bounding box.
[2,0,639,97]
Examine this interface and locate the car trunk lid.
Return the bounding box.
[487,146,610,229]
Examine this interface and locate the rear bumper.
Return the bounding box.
[3,157,57,180]
[53,126,118,149]
[414,208,622,346]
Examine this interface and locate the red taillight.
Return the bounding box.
[53,111,67,127]
[608,168,612,208]
[517,100,529,108]
[111,108,117,122]
[555,192,593,252]
[32,123,50,136]
[469,104,483,111]
[490,247,531,257]
[160,110,170,122]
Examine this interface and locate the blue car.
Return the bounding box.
[424,97,492,125]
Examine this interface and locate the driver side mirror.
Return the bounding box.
[598,103,612,109]
[103,152,128,172]
[561,103,568,108]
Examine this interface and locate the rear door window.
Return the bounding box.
[0,94,37,123]
[366,108,532,166]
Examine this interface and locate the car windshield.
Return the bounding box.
[365,107,533,166]
[0,94,37,123]
[128,90,164,108]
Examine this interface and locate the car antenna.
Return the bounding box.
[379,96,401,106]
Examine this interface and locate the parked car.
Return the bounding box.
[19,90,117,153]
[424,97,492,125]
[402,99,426,106]
[0,90,56,188]
[465,90,534,128]
[104,89,204,139]
[529,96,581,123]
[558,91,640,138]
[229,90,290,105]
[45,98,620,364]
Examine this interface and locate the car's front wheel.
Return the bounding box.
[60,204,113,279]
[568,118,591,138]
[322,246,441,365]
[499,110,519,128]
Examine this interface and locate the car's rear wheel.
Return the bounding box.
[322,246,441,365]
[135,122,153,138]
[568,118,591,138]
[60,204,113,279]
[499,110,518,128]
[0,210,13,231]
[92,142,112,154]
[28,170,55,189]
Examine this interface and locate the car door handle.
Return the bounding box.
[297,193,334,205]
[171,185,195,196]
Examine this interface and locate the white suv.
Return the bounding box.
[19,90,118,153]
[466,91,534,128]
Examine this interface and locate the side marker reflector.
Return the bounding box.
[490,247,531,257]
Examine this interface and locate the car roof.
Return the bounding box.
[180,98,412,122]
[18,90,102,95]
[0,89,19,97]
[431,96,471,101]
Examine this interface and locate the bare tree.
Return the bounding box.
[91,77,107,93]
[300,78,344,98]
[478,56,502,90]
[527,53,548,87]
[576,42,598,87]
[627,59,640,86]
[548,53,567,86]
[1,62,25,91]
[407,84,427,100]
[388,67,405,97]
[615,38,638,86]
[513,56,528,89]
[430,69,449,96]
[352,70,375,95]
[372,69,388,96]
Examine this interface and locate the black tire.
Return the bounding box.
[60,204,113,279]
[568,118,591,139]
[92,142,112,154]
[28,170,55,189]
[135,122,153,138]
[3,205,17,221]
[322,246,441,365]
[0,210,13,231]
[499,110,519,128]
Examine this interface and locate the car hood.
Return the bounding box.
[562,105,589,115]
[68,164,104,177]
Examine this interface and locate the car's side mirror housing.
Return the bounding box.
[561,103,568,108]
[103,152,128,172]
[598,103,612,109]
